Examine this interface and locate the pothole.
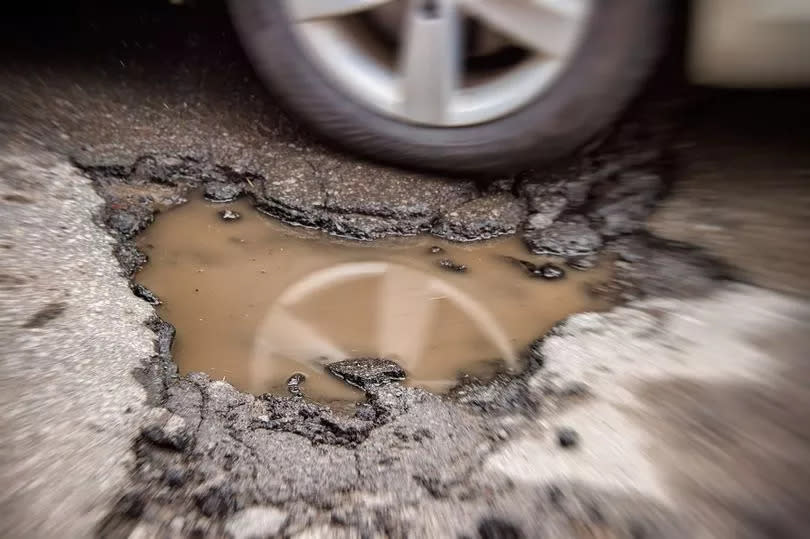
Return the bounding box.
[135,194,611,402]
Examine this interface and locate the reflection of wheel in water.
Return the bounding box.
[250,262,517,392]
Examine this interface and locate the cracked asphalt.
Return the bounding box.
[2,3,810,538]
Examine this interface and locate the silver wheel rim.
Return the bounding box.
[283,0,594,127]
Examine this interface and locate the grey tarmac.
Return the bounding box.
[1,5,809,539]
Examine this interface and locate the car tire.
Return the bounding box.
[228,0,667,175]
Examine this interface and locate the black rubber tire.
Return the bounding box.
[227,0,667,175]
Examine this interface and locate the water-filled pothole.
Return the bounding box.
[135,196,610,402]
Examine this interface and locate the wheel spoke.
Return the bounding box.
[377,266,438,369]
[286,0,393,22]
[458,0,588,57]
[253,309,347,370]
[398,0,463,124]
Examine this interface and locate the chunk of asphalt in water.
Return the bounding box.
[539,263,565,280]
[326,358,406,389]
[557,427,579,448]
[438,258,467,273]
[131,283,161,305]
[286,373,306,397]
[502,257,565,280]
[203,181,242,203]
[218,209,241,221]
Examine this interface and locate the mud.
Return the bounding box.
[135,196,609,401]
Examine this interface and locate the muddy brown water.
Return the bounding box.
[136,196,610,403]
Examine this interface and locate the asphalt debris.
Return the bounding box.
[286,373,306,397]
[557,427,579,449]
[326,358,406,389]
[432,193,526,242]
[438,258,468,273]
[141,410,192,451]
[539,263,565,280]
[131,283,161,305]
[218,209,241,221]
[204,181,242,203]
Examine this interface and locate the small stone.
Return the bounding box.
[164,467,186,488]
[539,263,565,280]
[141,411,191,450]
[131,283,161,305]
[219,209,241,221]
[438,258,467,273]
[286,373,305,397]
[225,506,287,539]
[431,194,526,241]
[429,245,444,254]
[557,427,579,448]
[204,181,242,203]
[326,358,406,389]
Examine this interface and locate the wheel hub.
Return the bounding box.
[283,0,594,126]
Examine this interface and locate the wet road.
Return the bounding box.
[1,3,810,538]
